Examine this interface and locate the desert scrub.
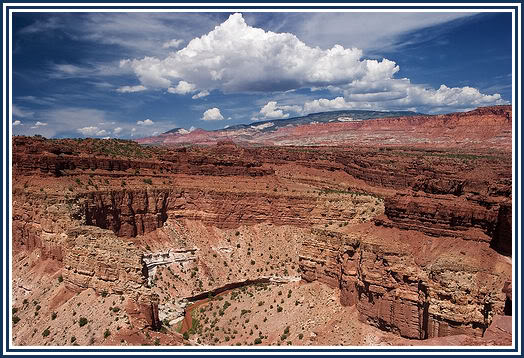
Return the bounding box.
[79,317,88,327]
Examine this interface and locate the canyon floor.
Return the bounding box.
[11,105,513,348]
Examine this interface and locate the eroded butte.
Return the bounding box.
[11,105,512,347]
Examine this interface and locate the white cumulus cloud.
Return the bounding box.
[77,126,110,137]
[13,120,22,126]
[123,13,394,94]
[192,90,210,99]
[120,13,506,114]
[77,126,100,136]
[260,101,289,119]
[167,81,196,95]
[113,127,123,134]
[202,107,224,121]
[302,97,355,114]
[35,121,47,127]
[137,119,154,126]
[116,85,147,93]
[300,83,507,114]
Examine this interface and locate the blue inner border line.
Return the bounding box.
[4,4,10,356]
[514,2,519,353]
[2,2,521,355]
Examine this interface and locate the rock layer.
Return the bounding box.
[298,227,510,339]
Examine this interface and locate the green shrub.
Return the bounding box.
[104,329,110,339]
[143,178,153,185]
[70,336,76,343]
[254,337,262,345]
[13,316,20,324]
[42,328,50,337]
[79,317,88,327]
[58,275,63,283]
[51,312,57,320]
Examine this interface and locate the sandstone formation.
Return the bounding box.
[299,226,509,339]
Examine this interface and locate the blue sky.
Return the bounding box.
[11,11,512,139]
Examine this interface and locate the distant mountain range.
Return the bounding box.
[163,109,422,135]
[136,106,511,148]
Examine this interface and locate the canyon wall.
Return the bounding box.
[77,187,377,235]
[298,228,510,339]
[12,137,273,178]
